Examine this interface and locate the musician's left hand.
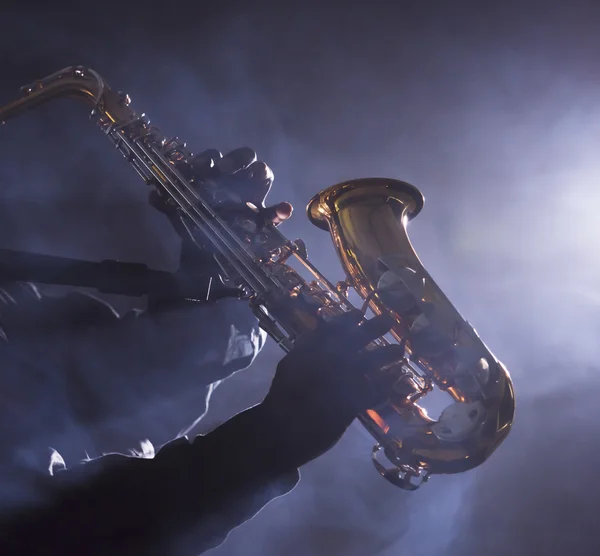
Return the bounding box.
[148,147,293,279]
[149,146,293,235]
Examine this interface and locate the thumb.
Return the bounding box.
[149,190,176,214]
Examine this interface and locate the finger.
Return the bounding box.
[148,188,195,239]
[191,149,223,174]
[346,313,395,349]
[261,202,293,225]
[321,309,364,332]
[294,309,363,350]
[148,190,170,212]
[359,344,406,375]
[148,190,181,220]
[356,345,406,408]
[217,147,257,175]
[244,160,274,183]
[319,310,366,344]
[365,373,399,410]
[237,161,274,206]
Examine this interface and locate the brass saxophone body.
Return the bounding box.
[0,66,514,490]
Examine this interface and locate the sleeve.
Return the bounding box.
[0,281,267,453]
[0,406,300,556]
[0,281,265,377]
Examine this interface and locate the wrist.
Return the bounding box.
[202,404,298,473]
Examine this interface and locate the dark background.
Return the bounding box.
[1,1,600,554]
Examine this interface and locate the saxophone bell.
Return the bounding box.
[307,179,515,488]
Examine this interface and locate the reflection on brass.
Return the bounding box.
[0,67,514,490]
[308,181,514,487]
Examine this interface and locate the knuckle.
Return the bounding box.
[247,160,269,180]
[221,147,257,172]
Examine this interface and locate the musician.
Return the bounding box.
[0,147,292,502]
[0,307,401,555]
[0,143,401,554]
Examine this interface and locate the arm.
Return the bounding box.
[0,277,268,465]
[28,145,288,381]
[0,147,290,457]
[0,280,264,390]
[0,312,402,556]
[0,404,299,556]
[0,146,288,386]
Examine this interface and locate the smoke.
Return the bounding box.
[1,1,600,555]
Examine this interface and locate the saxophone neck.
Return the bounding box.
[0,66,135,127]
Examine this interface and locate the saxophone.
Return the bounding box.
[0,66,515,490]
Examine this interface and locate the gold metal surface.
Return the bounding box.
[308,179,515,475]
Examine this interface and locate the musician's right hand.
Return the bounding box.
[258,310,404,469]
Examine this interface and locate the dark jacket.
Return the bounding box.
[0,406,300,556]
[0,282,299,554]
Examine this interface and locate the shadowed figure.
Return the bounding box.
[0,146,405,555]
[0,303,402,555]
[0,147,289,489]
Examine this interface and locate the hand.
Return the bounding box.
[149,146,293,240]
[260,310,404,468]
